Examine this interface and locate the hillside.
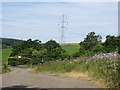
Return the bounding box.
[61,43,80,55]
[1,38,23,48]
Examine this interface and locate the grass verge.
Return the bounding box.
[34,57,120,88]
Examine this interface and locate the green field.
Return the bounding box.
[0,48,12,73]
[2,48,12,64]
[61,43,80,55]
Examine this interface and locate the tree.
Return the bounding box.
[79,32,102,51]
[9,39,43,66]
[92,44,105,54]
[9,39,70,66]
[44,40,60,51]
[10,39,43,56]
[44,40,69,61]
[103,35,118,53]
[32,49,47,65]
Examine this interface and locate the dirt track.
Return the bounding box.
[2,67,100,88]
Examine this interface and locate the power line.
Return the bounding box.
[58,14,68,44]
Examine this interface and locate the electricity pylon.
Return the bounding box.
[58,14,68,44]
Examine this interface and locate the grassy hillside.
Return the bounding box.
[61,43,80,55]
[2,48,12,64]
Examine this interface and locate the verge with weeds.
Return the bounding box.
[35,57,120,88]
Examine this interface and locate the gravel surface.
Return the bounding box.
[2,67,100,88]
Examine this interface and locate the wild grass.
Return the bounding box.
[35,57,120,88]
[61,43,80,55]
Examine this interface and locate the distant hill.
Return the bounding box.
[0,38,23,48]
[61,43,80,55]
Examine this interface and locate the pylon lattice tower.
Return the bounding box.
[58,14,68,44]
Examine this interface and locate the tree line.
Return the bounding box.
[7,31,120,66]
[1,38,23,48]
[8,39,70,66]
[73,32,120,58]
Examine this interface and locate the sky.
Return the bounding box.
[2,2,118,43]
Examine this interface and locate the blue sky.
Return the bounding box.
[2,2,118,43]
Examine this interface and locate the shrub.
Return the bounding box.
[2,63,11,73]
[8,58,29,66]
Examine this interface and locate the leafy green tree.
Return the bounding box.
[44,40,60,50]
[32,49,47,64]
[9,39,70,66]
[79,32,102,51]
[10,39,43,56]
[92,44,106,54]
[103,35,118,53]
[44,40,69,61]
[9,39,43,66]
